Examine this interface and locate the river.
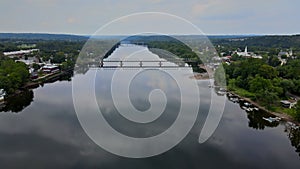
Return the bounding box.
[0,45,299,169]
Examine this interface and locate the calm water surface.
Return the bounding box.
[0,45,299,169]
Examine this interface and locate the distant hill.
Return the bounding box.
[212,34,300,48]
[0,33,88,41]
[1,33,299,49]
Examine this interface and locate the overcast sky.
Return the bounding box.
[0,0,299,35]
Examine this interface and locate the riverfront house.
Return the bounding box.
[280,100,297,109]
[42,65,59,74]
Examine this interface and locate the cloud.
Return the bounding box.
[0,0,299,34]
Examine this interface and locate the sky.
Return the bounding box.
[0,0,299,35]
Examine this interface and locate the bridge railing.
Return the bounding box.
[99,60,192,68]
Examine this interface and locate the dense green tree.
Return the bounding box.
[0,60,29,93]
[258,64,278,79]
[51,51,66,63]
[268,56,281,67]
[249,75,272,93]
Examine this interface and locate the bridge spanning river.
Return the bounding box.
[97,44,198,69]
[99,60,191,68]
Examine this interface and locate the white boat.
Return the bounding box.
[269,117,281,121]
[229,97,239,102]
[263,117,273,123]
[287,122,299,130]
[247,108,253,111]
[263,117,281,123]
[217,91,226,95]
[244,102,252,107]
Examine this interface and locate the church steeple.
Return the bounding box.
[289,48,293,56]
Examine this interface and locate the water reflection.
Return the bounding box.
[226,93,280,130]
[0,73,73,113]
[226,91,300,157]
[246,110,280,130]
[285,123,300,156]
[0,70,299,168]
[0,90,33,113]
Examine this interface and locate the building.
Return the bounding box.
[42,65,59,74]
[3,49,39,59]
[278,49,293,58]
[236,46,251,57]
[280,100,297,109]
[278,49,293,65]
[235,46,262,59]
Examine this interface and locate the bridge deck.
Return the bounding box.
[99,60,193,68]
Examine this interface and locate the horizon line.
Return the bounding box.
[0,32,299,37]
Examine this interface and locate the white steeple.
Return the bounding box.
[289,49,293,56]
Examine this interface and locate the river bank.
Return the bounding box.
[24,69,73,89]
[1,69,74,101]
[228,91,300,126]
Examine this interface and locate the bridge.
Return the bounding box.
[98,60,194,68]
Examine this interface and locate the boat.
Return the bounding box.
[263,117,281,123]
[247,108,253,111]
[244,102,252,107]
[269,117,281,121]
[253,107,259,111]
[263,117,273,123]
[217,91,226,95]
[287,122,299,130]
[229,97,239,102]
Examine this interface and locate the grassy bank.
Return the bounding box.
[228,85,300,125]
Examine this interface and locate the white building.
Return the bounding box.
[3,49,39,58]
[235,46,262,59]
[236,46,251,57]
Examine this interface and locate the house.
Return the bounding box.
[280,100,297,109]
[42,65,59,74]
[278,49,293,65]
[278,49,293,58]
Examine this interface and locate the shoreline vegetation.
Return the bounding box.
[195,77,300,126]
[24,69,73,89]
[229,89,300,126]
[213,52,300,124]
